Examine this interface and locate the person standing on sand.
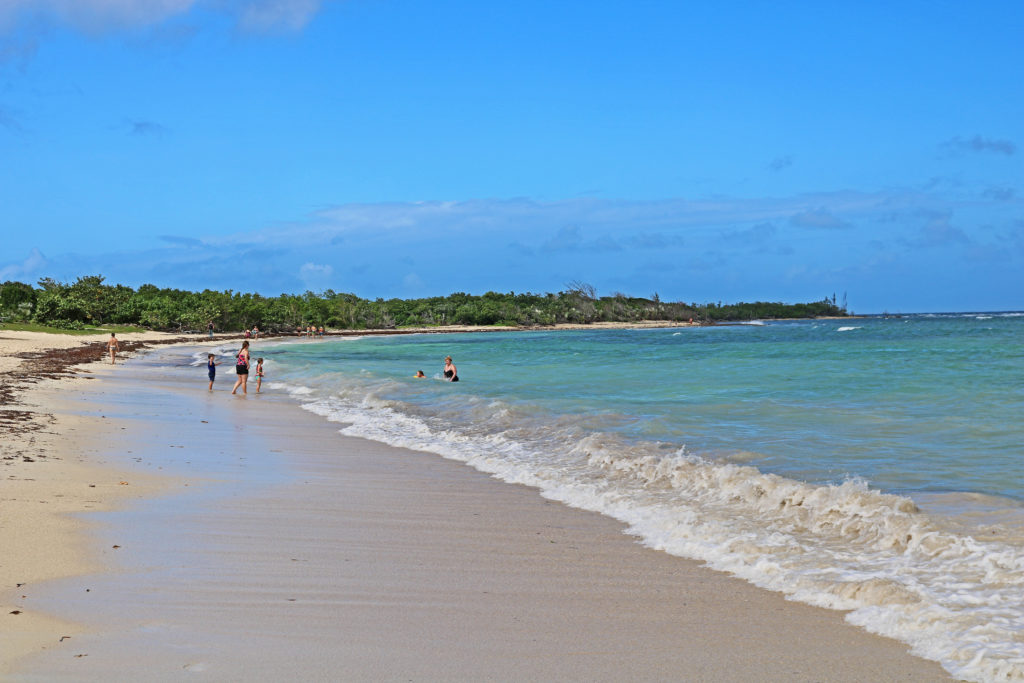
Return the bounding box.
[207,353,221,391]
[208,321,215,338]
[443,356,459,382]
[231,340,251,395]
[107,333,119,364]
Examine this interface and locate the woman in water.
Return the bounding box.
[443,356,459,382]
[231,340,251,395]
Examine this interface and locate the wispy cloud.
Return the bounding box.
[767,155,793,172]
[237,0,325,33]
[899,212,971,248]
[12,189,1020,311]
[789,208,851,230]
[540,225,622,253]
[127,119,169,136]
[298,261,333,290]
[159,235,203,246]
[0,0,327,38]
[0,103,23,132]
[722,222,776,243]
[0,0,198,34]
[0,247,47,282]
[238,192,901,250]
[624,232,686,249]
[940,135,1016,157]
[982,186,1015,201]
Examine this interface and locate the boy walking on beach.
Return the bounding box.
[255,358,265,393]
[207,353,221,391]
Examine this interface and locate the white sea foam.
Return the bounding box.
[837,326,861,332]
[189,346,239,366]
[294,385,1024,682]
[269,381,314,396]
[740,320,766,326]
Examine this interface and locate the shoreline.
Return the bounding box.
[1,332,948,680]
[0,330,190,669]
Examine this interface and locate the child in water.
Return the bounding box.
[207,353,221,391]
[414,370,426,378]
[255,358,265,393]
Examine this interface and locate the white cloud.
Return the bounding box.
[0,247,47,282]
[298,261,333,290]
[402,272,425,291]
[0,0,197,33]
[237,0,323,32]
[941,135,1016,157]
[235,192,905,251]
[789,208,851,230]
[0,0,325,35]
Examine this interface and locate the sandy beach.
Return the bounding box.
[1,331,950,680]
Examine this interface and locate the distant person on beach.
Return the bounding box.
[207,353,221,391]
[318,326,324,337]
[255,358,265,393]
[252,325,259,339]
[207,321,215,338]
[107,333,119,364]
[244,329,251,339]
[443,356,459,382]
[414,370,426,378]
[231,340,251,395]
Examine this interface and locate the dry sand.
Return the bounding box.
[1,333,950,681]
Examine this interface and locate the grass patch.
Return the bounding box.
[0,322,148,335]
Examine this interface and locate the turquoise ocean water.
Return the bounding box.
[199,313,1023,681]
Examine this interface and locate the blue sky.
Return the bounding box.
[0,1,1021,313]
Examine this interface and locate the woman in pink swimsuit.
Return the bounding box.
[231,340,251,395]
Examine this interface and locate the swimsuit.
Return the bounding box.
[236,352,249,375]
[208,361,216,380]
[444,369,459,382]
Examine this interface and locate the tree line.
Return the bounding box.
[0,276,847,332]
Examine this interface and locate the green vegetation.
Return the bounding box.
[0,276,847,333]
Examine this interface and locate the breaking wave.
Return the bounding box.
[291,381,1024,682]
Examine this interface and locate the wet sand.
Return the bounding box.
[1,337,949,681]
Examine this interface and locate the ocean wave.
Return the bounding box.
[268,381,315,396]
[294,387,1024,682]
[188,346,237,366]
[837,326,861,332]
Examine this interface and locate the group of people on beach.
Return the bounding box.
[207,340,264,394]
[108,331,456,393]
